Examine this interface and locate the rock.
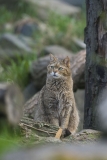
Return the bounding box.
[18,35,35,47]
[72,129,101,142]
[38,22,54,37]
[36,8,49,21]
[14,17,39,37]
[0,33,32,61]
[4,23,13,32]
[45,137,62,143]
[0,83,24,125]
[97,89,107,133]
[72,37,86,49]
[23,82,38,101]
[39,45,73,58]
[60,0,85,7]
[74,89,85,131]
[28,0,81,20]
[3,139,107,160]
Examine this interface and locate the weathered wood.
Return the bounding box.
[30,50,86,91]
[0,83,24,125]
[19,116,59,137]
[84,0,107,130]
[19,117,101,141]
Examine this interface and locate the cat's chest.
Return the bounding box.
[44,90,59,105]
[44,89,65,111]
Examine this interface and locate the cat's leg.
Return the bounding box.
[55,128,63,139]
[67,108,79,134]
[49,117,63,139]
[55,106,72,139]
[47,116,61,138]
[50,118,59,127]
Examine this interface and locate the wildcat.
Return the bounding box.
[33,54,79,138]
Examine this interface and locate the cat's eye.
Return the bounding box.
[50,66,54,69]
[59,67,63,70]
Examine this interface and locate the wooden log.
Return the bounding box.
[0,83,24,125]
[30,50,86,91]
[19,116,59,137]
[19,117,101,141]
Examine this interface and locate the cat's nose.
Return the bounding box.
[54,70,57,73]
[53,71,57,76]
[54,71,57,75]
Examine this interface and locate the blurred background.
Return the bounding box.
[0,0,86,157]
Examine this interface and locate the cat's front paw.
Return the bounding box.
[55,128,63,139]
[61,129,71,138]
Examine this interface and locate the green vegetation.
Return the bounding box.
[0,125,21,154]
[0,53,36,89]
[39,11,86,51]
[0,133,20,154]
[48,11,85,38]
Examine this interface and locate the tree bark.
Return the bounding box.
[84,0,107,130]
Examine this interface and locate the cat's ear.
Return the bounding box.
[50,54,57,63]
[63,56,70,68]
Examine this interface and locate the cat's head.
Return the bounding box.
[47,54,71,79]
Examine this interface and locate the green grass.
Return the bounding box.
[0,125,21,155]
[0,7,13,26]
[0,53,36,89]
[48,11,86,38]
[0,134,20,154]
[40,11,86,52]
